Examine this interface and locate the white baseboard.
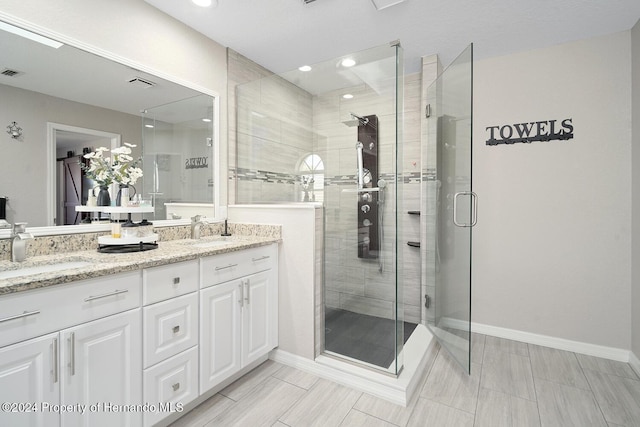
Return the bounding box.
[270,325,435,407]
[471,321,631,363]
[630,351,640,377]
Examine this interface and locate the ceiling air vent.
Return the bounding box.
[128,77,156,88]
[1,68,23,77]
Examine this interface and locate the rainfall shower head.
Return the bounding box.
[342,113,369,127]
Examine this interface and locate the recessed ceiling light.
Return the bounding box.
[298,65,312,72]
[341,58,356,68]
[144,124,154,128]
[192,0,214,7]
[343,94,354,99]
[202,118,212,122]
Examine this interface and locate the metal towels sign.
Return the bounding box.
[185,157,208,169]
[486,118,573,146]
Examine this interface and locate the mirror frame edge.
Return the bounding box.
[0,11,224,238]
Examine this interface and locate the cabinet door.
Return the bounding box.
[200,280,242,394]
[0,333,60,427]
[60,309,142,427]
[242,270,273,366]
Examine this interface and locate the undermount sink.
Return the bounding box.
[0,260,94,280]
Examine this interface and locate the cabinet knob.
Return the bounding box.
[172,382,180,391]
[172,325,180,334]
[173,277,180,285]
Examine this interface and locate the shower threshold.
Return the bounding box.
[324,308,417,370]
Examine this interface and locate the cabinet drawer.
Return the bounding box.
[201,244,277,288]
[143,292,198,368]
[0,271,141,348]
[143,260,198,305]
[143,346,198,427]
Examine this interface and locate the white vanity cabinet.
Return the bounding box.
[199,244,278,394]
[142,260,199,427]
[0,332,60,427]
[0,271,142,427]
[60,309,142,427]
[0,240,279,427]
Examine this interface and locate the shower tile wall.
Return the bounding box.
[227,49,313,204]
[316,74,422,324]
[229,49,423,324]
[403,73,423,324]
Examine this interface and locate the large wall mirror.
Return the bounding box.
[0,19,219,236]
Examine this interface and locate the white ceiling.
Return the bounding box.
[144,0,640,74]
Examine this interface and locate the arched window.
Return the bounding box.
[298,153,324,202]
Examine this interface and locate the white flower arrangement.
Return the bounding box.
[82,143,143,187]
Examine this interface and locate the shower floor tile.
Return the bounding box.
[324,308,417,369]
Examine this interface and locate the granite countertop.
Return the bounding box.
[0,235,280,295]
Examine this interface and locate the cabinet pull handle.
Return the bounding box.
[173,277,181,285]
[84,289,128,302]
[52,337,58,384]
[0,310,40,323]
[172,382,180,392]
[252,255,270,262]
[172,325,180,334]
[245,279,250,304]
[69,332,75,376]
[215,263,238,271]
[238,282,244,307]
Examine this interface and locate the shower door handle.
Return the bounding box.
[453,191,478,227]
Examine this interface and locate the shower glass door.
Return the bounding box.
[427,44,474,373]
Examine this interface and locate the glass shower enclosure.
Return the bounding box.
[425,44,475,373]
[235,42,406,374]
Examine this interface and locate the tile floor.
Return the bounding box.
[170,334,640,427]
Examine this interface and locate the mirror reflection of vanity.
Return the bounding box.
[0,19,219,235]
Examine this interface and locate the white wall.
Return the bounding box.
[631,19,640,361]
[0,0,229,206]
[229,205,321,360]
[473,31,633,350]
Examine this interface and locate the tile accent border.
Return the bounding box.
[230,168,424,191]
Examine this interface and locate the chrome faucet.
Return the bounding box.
[191,215,206,239]
[11,222,34,262]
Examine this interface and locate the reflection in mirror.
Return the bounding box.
[0,20,217,231]
[52,124,120,225]
[142,95,215,222]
